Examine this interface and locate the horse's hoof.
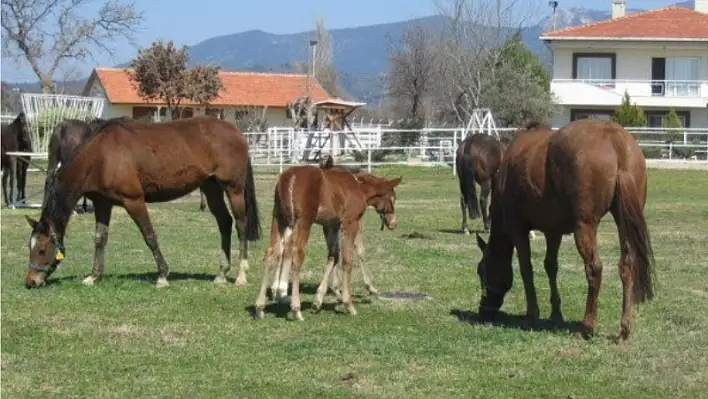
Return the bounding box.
[289,309,304,321]
[550,312,564,323]
[213,276,228,285]
[82,276,97,286]
[253,307,265,320]
[156,277,169,288]
[235,276,247,287]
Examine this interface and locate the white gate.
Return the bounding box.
[21,93,105,152]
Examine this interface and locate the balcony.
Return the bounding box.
[550,79,708,108]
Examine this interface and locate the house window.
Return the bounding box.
[570,109,614,121]
[572,53,616,84]
[646,110,690,128]
[665,57,700,97]
[132,106,166,121]
[205,107,224,119]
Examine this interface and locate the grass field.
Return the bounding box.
[2,165,707,398]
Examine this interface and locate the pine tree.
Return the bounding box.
[612,91,647,127]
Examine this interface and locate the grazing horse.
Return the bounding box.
[456,133,507,233]
[254,165,402,321]
[1,112,32,207]
[475,120,654,341]
[45,117,134,213]
[24,116,261,289]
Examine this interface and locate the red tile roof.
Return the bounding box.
[84,67,332,107]
[541,6,708,40]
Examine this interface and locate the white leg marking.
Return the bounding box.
[82,275,96,286]
[156,277,169,288]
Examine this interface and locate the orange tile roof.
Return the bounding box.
[541,6,708,40]
[85,67,332,107]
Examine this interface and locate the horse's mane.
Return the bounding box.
[38,171,70,236]
[59,116,133,173]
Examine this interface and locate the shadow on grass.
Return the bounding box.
[245,283,375,320]
[450,308,584,334]
[437,228,488,235]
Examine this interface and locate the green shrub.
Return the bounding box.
[612,91,647,127]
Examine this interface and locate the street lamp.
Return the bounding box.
[549,1,559,30]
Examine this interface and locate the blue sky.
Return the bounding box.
[1,0,683,82]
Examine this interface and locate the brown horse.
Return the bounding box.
[24,116,261,289]
[254,165,402,321]
[456,133,507,233]
[475,119,654,341]
[45,117,134,213]
[284,154,379,301]
[1,112,32,207]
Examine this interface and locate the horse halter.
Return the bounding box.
[377,195,395,230]
[28,229,65,272]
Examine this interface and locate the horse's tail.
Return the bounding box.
[244,157,262,241]
[458,140,480,219]
[615,169,655,303]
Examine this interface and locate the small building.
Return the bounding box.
[540,1,708,128]
[81,67,332,126]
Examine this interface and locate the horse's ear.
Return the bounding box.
[476,232,487,252]
[25,215,38,229]
[322,155,334,169]
[387,177,402,189]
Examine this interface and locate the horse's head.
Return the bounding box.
[475,232,513,321]
[15,112,32,149]
[363,175,403,231]
[24,216,65,288]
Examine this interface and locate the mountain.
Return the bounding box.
[4,1,695,104]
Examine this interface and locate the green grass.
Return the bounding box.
[2,166,707,398]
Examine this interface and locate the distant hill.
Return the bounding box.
[3,1,694,104]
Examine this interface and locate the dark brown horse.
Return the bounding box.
[45,117,133,213]
[1,112,32,207]
[24,116,261,289]
[475,120,654,341]
[456,133,507,233]
[254,164,401,321]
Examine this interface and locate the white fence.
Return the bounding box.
[244,126,708,174]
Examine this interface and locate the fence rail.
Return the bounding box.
[244,126,708,174]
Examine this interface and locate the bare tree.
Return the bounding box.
[1,0,143,93]
[129,40,223,119]
[385,22,440,122]
[434,0,544,124]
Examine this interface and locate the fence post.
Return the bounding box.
[452,130,458,176]
[367,144,372,173]
[669,142,673,160]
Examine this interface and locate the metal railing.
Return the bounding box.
[551,79,708,98]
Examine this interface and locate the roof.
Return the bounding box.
[541,6,708,41]
[83,67,332,107]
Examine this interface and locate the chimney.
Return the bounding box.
[696,0,708,14]
[612,0,626,19]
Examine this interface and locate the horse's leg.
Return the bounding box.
[544,233,564,322]
[514,230,539,325]
[573,222,603,339]
[8,157,16,206]
[480,179,492,232]
[313,225,340,312]
[82,199,113,286]
[273,227,294,301]
[289,220,313,321]
[17,157,27,202]
[82,196,88,213]
[199,189,207,212]
[354,222,378,296]
[340,221,359,316]
[254,218,282,320]
[201,181,233,285]
[2,167,9,207]
[611,209,634,342]
[224,188,249,286]
[459,193,469,234]
[122,198,170,288]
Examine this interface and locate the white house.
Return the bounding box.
[540,1,708,128]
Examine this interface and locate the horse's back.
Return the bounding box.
[457,134,503,180]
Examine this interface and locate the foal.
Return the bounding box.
[254,165,402,321]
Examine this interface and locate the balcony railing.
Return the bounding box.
[551,79,708,99]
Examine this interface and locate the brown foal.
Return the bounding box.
[254,165,402,321]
